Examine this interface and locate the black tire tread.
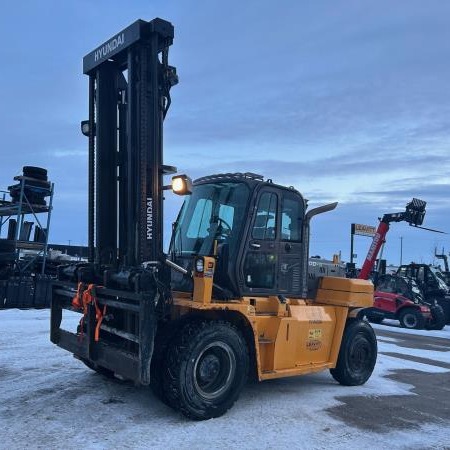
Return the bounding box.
[330,319,377,386]
[434,299,450,325]
[162,320,248,420]
[23,166,48,181]
[426,305,446,330]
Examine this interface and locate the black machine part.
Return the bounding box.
[83,18,178,268]
[51,18,178,386]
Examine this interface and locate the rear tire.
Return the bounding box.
[330,319,377,386]
[426,305,446,330]
[399,308,425,329]
[162,320,249,420]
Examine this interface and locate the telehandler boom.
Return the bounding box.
[358,198,427,280]
[51,18,377,420]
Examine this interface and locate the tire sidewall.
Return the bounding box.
[399,308,424,329]
[168,321,249,420]
[331,320,377,386]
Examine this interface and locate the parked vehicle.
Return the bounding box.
[397,264,450,324]
[366,274,446,330]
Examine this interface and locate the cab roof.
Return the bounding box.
[193,172,302,196]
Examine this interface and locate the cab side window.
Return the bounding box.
[395,279,409,296]
[281,196,302,241]
[244,192,278,289]
[377,275,395,293]
[252,192,277,240]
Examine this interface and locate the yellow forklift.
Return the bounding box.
[51,18,377,420]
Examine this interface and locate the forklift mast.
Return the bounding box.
[51,19,178,386]
[83,18,178,268]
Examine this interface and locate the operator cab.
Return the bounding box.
[169,173,307,298]
[398,264,449,296]
[376,274,424,303]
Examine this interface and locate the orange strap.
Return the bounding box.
[72,282,106,342]
[72,282,85,309]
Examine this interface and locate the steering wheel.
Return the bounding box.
[216,217,232,238]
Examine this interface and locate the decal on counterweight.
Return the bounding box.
[308,329,322,340]
[307,328,323,351]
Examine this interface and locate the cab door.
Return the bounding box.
[241,188,279,295]
[277,191,304,295]
[240,187,305,296]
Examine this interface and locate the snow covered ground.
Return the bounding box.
[1,309,449,450]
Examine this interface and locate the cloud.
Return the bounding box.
[1,0,450,265]
[52,149,86,158]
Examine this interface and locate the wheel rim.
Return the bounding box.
[403,313,417,328]
[193,341,236,400]
[348,335,371,373]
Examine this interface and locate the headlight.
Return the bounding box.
[195,257,204,273]
[172,175,192,195]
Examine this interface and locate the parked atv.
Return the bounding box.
[365,274,446,330]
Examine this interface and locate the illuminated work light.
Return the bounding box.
[172,175,192,195]
[195,257,204,273]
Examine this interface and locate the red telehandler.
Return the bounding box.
[358,199,446,330]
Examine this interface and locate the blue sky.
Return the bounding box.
[1,0,449,267]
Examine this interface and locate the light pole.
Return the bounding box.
[400,236,403,266]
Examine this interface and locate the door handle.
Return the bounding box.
[250,243,261,249]
[285,243,292,252]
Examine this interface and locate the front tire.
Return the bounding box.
[330,319,377,386]
[162,320,249,420]
[433,298,450,325]
[399,308,425,329]
[426,305,446,330]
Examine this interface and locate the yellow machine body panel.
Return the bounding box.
[172,273,373,381]
[315,276,374,307]
[254,303,348,378]
[171,289,373,380]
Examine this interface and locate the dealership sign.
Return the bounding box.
[351,223,376,237]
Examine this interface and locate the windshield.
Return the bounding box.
[170,182,250,258]
[429,266,449,291]
[376,275,423,302]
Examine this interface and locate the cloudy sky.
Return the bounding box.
[1,0,449,267]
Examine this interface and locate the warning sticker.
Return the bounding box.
[308,329,322,340]
[306,329,323,351]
